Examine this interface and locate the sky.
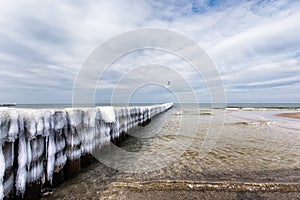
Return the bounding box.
[0,0,299,104]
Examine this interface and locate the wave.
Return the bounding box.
[109,180,300,192]
[229,121,275,126]
[175,112,213,116]
[226,106,300,110]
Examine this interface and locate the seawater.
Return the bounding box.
[39,103,300,198]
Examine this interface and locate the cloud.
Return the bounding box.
[0,0,299,103]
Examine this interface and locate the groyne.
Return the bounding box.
[0,103,173,199]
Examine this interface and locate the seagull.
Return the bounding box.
[165,81,171,89]
[175,112,181,116]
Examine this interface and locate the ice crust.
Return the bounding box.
[0,103,173,198]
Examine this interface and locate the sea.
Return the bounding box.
[13,102,300,109]
[13,103,300,199]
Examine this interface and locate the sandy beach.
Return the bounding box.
[276,112,300,119]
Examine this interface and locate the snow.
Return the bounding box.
[65,109,83,128]
[98,106,116,123]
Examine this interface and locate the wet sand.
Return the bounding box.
[101,190,300,200]
[276,112,300,119]
[41,161,300,200]
[95,181,300,200]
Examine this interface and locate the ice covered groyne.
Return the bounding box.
[0,103,173,200]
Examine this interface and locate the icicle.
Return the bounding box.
[25,111,37,139]
[31,139,38,162]
[45,136,49,165]
[82,109,94,153]
[43,111,51,137]
[55,134,66,153]
[65,131,80,148]
[65,109,83,160]
[2,142,14,197]
[26,140,32,171]
[18,113,24,137]
[0,110,9,142]
[46,134,56,184]
[55,151,66,168]
[54,111,67,132]
[4,142,14,196]
[15,134,27,196]
[65,109,83,129]
[8,110,19,142]
[36,112,44,136]
[66,147,81,161]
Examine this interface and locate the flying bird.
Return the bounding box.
[165,81,171,89]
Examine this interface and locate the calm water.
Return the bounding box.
[41,104,300,199]
[115,105,300,176]
[13,103,300,109]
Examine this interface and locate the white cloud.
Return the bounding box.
[0,0,299,103]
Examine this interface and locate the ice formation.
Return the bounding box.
[0,103,173,199]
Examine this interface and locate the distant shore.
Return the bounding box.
[0,103,16,107]
[276,112,300,119]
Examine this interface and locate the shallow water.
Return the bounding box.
[42,106,300,199]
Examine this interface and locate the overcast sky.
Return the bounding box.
[0,0,299,104]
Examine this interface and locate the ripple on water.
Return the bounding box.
[42,107,300,199]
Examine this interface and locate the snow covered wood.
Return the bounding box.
[0,103,173,199]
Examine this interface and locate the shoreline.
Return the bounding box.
[276,112,300,119]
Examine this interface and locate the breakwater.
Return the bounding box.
[0,103,173,199]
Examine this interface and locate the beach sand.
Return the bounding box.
[276,112,300,119]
